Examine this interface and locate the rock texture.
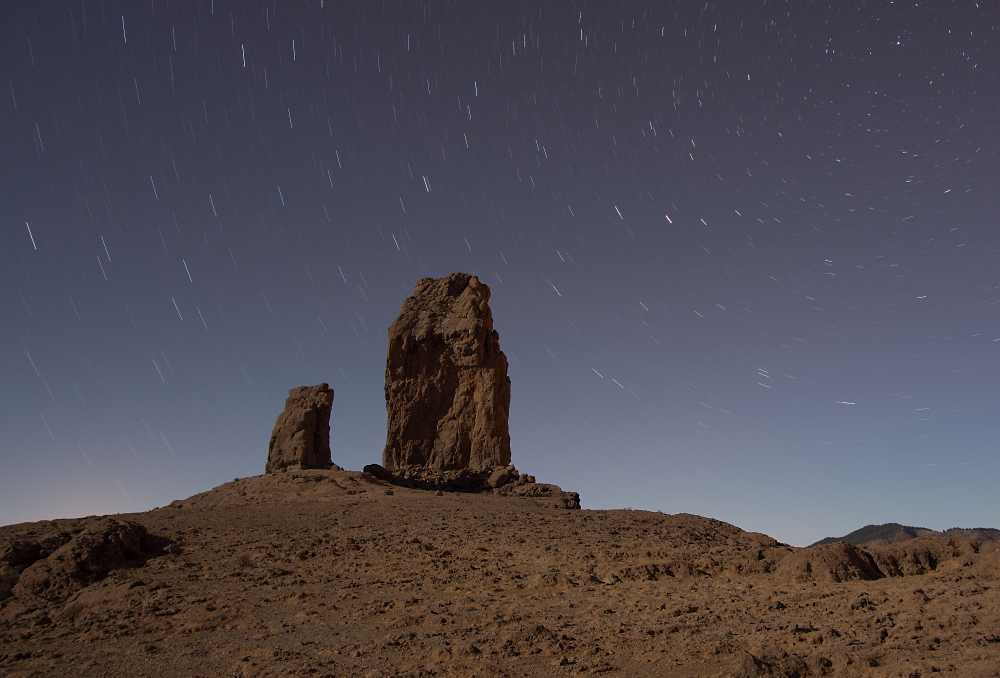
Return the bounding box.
[382,273,511,471]
[265,383,335,474]
[1,517,161,603]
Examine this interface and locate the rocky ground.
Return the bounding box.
[2,469,999,677]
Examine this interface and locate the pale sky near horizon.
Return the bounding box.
[3,0,999,546]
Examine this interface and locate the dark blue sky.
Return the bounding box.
[2,0,998,545]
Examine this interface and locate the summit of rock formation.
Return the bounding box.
[265,383,335,474]
[382,272,511,471]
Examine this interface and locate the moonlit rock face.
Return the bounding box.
[265,384,334,474]
[383,273,511,471]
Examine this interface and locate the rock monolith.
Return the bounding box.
[383,273,511,471]
[265,383,335,474]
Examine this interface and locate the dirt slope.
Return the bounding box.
[3,470,999,677]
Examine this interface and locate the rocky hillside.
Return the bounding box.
[3,470,1000,677]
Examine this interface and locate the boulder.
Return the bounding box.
[382,273,511,471]
[266,383,335,474]
[488,467,515,489]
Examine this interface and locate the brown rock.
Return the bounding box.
[488,467,515,489]
[774,541,883,582]
[362,463,394,482]
[869,537,976,576]
[382,273,511,471]
[265,384,335,474]
[502,482,582,510]
[7,518,150,601]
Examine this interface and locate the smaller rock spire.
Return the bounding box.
[265,383,335,474]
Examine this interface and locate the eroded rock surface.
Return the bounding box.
[383,273,511,471]
[266,383,335,474]
[1,517,156,602]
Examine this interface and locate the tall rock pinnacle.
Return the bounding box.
[382,273,511,471]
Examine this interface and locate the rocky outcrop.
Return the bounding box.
[500,481,582,510]
[869,537,981,577]
[2,518,159,602]
[774,541,883,583]
[382,273,511,471]
[376,273,578,506]
[266,384,335,474]
[361,462,581,509]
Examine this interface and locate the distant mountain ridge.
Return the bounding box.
[811,523,1000,547]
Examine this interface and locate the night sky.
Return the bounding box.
[3,1,998,546]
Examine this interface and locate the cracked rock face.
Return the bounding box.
[265,384,335,474]
[382,273,511,471]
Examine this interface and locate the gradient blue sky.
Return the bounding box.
[2,0,998,546]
